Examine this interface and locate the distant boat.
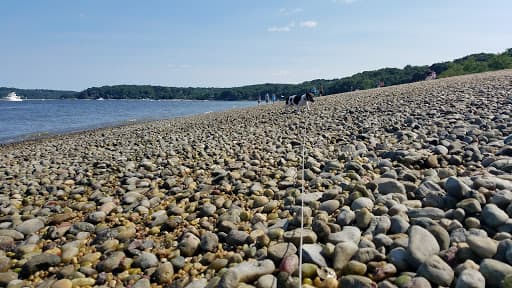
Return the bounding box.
[96,97,105,101]
[3,92,23,101]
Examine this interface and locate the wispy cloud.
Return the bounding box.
[267,22,295,32]
[332,0,357,3]
[300,21,318,28]
[267,20,317,32]
[279,8,303,15]
[168,64,192,70]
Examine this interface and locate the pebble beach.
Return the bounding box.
[1,70,512,288]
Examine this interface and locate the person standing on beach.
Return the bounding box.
[265,93,270,104]
[272,93,276,103]
[258,94,261,105]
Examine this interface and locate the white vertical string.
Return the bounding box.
[298,114,306,287]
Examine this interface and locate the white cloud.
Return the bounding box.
[267,22,295,32]
[300,21,318,28]
[332,0,357,3]
[279,8,303,15]
[267,20,317,32]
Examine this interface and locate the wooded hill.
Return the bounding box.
[0,88,76,100]
[3,48,511,100]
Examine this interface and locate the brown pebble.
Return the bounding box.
[51,279,72,288]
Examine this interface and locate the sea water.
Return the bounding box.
[0,99,257,144]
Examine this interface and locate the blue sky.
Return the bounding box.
[1,0,511,91]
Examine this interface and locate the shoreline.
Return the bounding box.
[0,100,259,147]
[0,105,260,149]
[1,70,512,287]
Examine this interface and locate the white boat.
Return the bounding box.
[3,92,23,101]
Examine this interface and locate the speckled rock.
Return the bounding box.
[407,225,440,268]
[268,242,297,263]
[328,226,361,245]
[179,232,201,257]
[340,275,376,288]
[480,259,512,287]
[467,234,498,258]
[153,262,174,284]
[333,241,359,271]
[200,231,219,252]
[417,255,454,286]
[256,274,278,288]
[0,271,18,286]
[21,253,61,278]
[133,252,159,270]
[455,269,485,288]
[16,218,44,235]
[219,260,275,287]
[482,204,509,228]
[372,178,406,195]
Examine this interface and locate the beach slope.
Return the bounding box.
[1,70,512,287]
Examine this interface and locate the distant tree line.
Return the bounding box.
[71,65,434,100]
[2,49,511,100]
[431,49,512,78]
[0,88,76,99]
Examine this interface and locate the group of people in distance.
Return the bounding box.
[258,93,277,105]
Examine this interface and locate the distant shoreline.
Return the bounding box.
[0,100,261,147]
[3,98,253,101]
[0,99,257,146]
[2,69,509,149]
[3,49,511,101]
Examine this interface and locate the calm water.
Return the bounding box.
[0,99,257,144]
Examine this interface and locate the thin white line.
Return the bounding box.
[298,115,306,287]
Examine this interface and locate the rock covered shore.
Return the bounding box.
[1,70,512,288]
